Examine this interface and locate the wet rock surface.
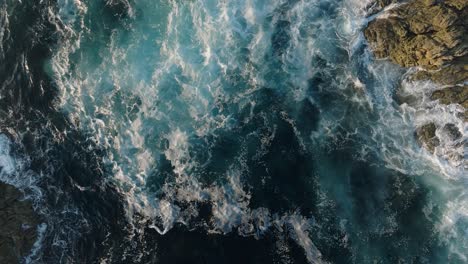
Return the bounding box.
[416,123,440,153]
[365,0,467,72]
[430,85,468,108]
[364,0,467,153]
[0,182,39,264]
[410,58,468,85]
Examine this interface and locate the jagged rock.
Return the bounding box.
[442,123,462,141]
[416,123,440,153]
[446,0,467,10]
[365,0,468,73]
[0,183,39,264]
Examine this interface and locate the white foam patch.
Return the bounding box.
[286,214,324,264]
[0,134,16,176]
[0,134,42,203]
[436,189,468,261]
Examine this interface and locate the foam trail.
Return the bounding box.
[0,134,42,206]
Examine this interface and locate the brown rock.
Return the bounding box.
[366,0,467,110]
[365,0,467,156]
[364,18,407,59]
[410,57,468,85]
[395,4,458,34]
[365,0,468,75]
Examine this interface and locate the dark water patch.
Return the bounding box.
[0,0,58,113]
[244,111,317,213]
[154,224,309,264]
[294,98,321,134]
[147,154,175,193]
[313,144,449,263]
[271,19,291,57]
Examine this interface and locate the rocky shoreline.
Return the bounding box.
[364,0,467,158]
[0,182,39,263]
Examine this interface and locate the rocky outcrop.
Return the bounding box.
[365,0,467,73]
[364,0,467,154]
[0,182,39,263]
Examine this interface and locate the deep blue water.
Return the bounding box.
[0,0,466,263]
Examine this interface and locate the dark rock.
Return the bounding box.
[442,123,462,141]
[416,123,440,153]
[0,182,39,264]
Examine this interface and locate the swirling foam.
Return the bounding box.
[47,0,467,262]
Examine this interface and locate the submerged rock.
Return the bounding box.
[0,182,39,263]
[416,123,440,153]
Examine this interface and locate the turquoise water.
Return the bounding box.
[0,0,466,263]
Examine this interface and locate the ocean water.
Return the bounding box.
[0,0,466,263]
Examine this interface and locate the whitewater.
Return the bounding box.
[0,0,466,263]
